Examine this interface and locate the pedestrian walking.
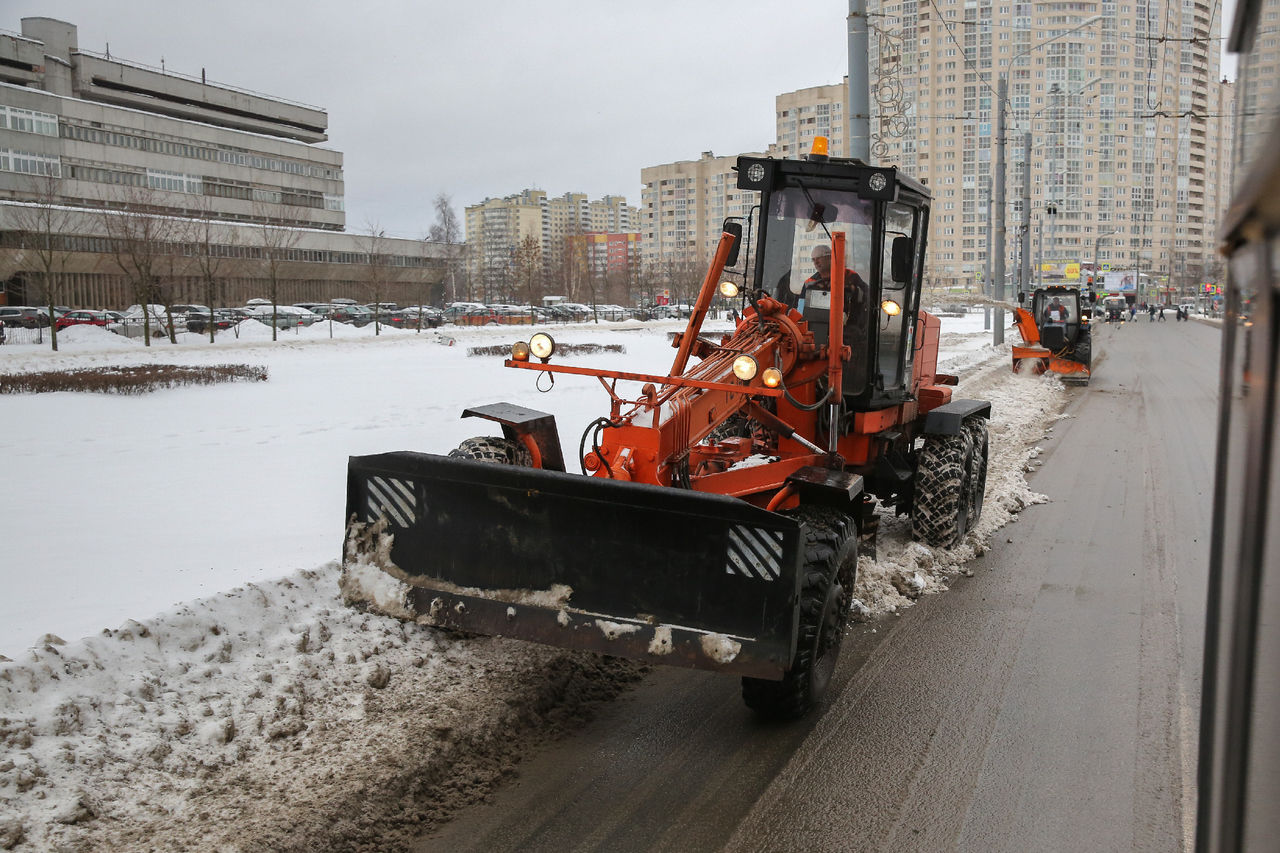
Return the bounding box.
[1149,304,1157,322]
[1159,305,1167,321]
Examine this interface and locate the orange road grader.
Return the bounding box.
[1011,285,1093,384]
[344,141,991,719]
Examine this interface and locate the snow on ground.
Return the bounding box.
[0,311,1060,851]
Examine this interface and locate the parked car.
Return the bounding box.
[186,309,242,333]
[55,309,118,330]
[595,304,631,321]
[120,304,179,337]
[312,304,375,326]
[443,302,497,325]
[33,306,71,323]
[245,304,320,327]
[0,306,51,328]
[386,307,443,329]
[364,302,399,315]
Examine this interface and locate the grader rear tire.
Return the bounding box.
[911,430,974,548]
[962,418,989,530]
[742,506,857,720]
[448,436,532,466]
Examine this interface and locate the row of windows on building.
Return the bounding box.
[0,148,61,177]
[58,119,343,181]
[0,230,431,268]
[0,152,345,212]
[0,105,59,137]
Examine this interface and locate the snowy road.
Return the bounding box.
[413,318,1220,852]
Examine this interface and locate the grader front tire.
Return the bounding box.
[742,506,857,720]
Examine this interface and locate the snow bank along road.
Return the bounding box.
[2,316,1068,851]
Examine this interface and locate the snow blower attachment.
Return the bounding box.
[344,138,992,718]
[1012,285,1093,384]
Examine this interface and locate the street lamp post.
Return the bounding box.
[1094,229,1119,281]
[993,14,1103,344]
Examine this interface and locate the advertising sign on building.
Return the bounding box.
[1038,261,1081,280]
[1099,270,1141,292]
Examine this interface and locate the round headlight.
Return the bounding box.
[761,367,783,388]
[529,333,556,360]
[881,299,902,316]
[868,172,888,192]
[747,163,766,183]
[511,341,531,361]
[718,280,739,299]
[732,355,758,381]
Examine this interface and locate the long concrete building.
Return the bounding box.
[0,17,452,309]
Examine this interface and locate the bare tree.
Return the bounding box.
[427,193,463,305]
[251,200,304,342]
[512,234,542,318]
[100,187,176,347]
[8,175,77,350]
[187,198,236,343]
[359,222,391,334]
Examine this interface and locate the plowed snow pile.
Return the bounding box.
[0,317,1064,852]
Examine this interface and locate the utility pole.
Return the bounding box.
[985,176,993,330]
[992,76,1007,345]
[847,0,871,163]
[1021,132,1032,298]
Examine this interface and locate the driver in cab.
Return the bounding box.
[776,244,869,318]
[1042,296,1070,326]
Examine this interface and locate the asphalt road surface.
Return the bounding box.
[414,316,1220,853]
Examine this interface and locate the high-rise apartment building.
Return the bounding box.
[464,189,639,301]
[775,83,847,159]
[863,0,1231,294]
[645,7,1234,298]
[639,150,765,272]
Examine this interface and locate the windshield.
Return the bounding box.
[763,187,874,305]
[1032,291,1082,344]
[760,186,876,395]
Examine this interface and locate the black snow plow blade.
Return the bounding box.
[343,452,803,679]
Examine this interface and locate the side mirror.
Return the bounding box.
[890,235,914,283]
[722,220,743,268]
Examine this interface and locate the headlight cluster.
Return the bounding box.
[718,280,739,299]
[512,332,556,362]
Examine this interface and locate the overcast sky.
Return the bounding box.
[8,1,853,239]
[9,1,1240,240]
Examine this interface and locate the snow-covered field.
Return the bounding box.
[0,312,1061,851]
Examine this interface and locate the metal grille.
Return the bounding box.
[725,525,784,581]
[365,476,417,528]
